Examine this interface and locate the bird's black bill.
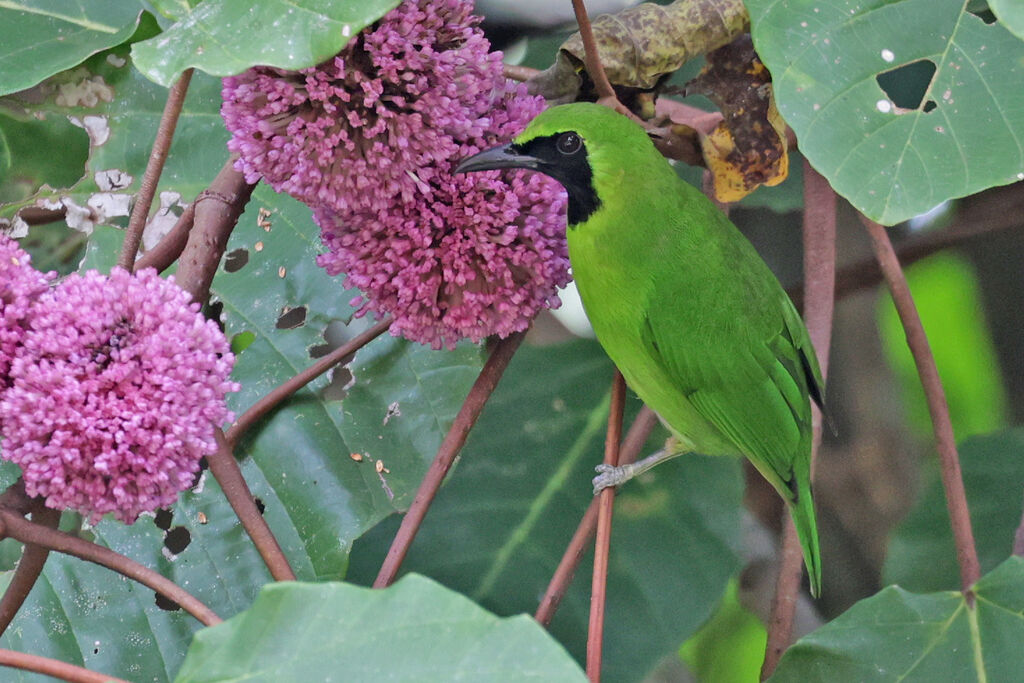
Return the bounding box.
[454,144,541,174]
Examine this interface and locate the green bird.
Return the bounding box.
[456,102,825,596]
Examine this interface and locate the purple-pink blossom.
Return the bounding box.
[0,235,52,386]
[221,0,569,349]
[0,268,238,523]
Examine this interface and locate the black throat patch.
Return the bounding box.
[514,134,601,226]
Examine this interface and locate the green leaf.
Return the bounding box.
[174,574,587,682]
[347,340,743,682]
[0,1,142,96]
[770,557,1024,682]
[884,428,1024,593]
[748,0,1024,225]
[131,0,401,87]
[680,578,768,683]
[991,0,1024,42]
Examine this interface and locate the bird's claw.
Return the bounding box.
[592,463,628,495]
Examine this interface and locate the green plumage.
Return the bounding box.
[459,102,824,597]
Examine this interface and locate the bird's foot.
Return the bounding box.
[592,463,640,494]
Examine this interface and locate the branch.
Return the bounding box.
[571,0,617,104]
[173,159,255,304]
[118,69,194,272]
[134,201,195,273]
[504,64,540,82]
[586,370,626,682]
[226,317,393,447]
[535,405,658,626]
[373,331,526,588]
[761,161,836,679]
[0,504,60,638]
[860,214,981,596]
[0,510,220,626]
[0,648,130,683]
[207,430,296,581]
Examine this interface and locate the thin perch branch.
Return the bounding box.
[761,161,836,679]
[0,504,60,638]
[373,331,526,588]
[860,214,981,596]
[535,405,657,627]
[119,69,194,272]
[586,370,627,682]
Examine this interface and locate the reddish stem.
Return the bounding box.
[535,405,657,627]
[226,318,393,447]
[0,504,60,637]
[0,511,220,626]
[0,648,131,683]
[134,201,195,273]
[860,215,981,596]
[761,161,836,679]
[207,429,297,581]
[118,69,194,272]
[586,371,627,682]
[373,332,526,588]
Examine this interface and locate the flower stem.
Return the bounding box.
[134,201,195,273]
[208,430,296,581]
[226,317,392,447]
[119,69,193,272]
[587,370,626,682]
[0,510,220,626]
[860,214,981,597]
[373,331,526,588]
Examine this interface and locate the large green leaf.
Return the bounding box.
[884,429,1024,593]
[991,0,1024,41]
[770,557,1024,682]
[347,339,743,683]
[0,1,142,96]
[174,575,586,682]
[131,0,401,87]
[748,0,1024,225]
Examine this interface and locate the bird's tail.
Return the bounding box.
[788,470,822,598]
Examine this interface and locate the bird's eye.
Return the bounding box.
[556,132,582,155]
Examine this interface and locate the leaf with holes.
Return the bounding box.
[174,575,587,682]
[769,557,1024,682]
[748,0,1024,225]
[212,185,485,580]
[0,2,142,96]
[346,340,743,683]
[131,0,401,87]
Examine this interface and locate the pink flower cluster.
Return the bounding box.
[1,236,52,385]
[0,261,238,523]
[221,0,569,349]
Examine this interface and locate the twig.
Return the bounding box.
[207,429,296,582]
[373,331,526,588]
[0,504,60,638]
[226,317,393,447]
[118,69,194,272]
[571,0,624,112]
[0,648,130,683]
[173,160,255,304]
[535,405,657,626]
[860,214,981,596]
[761,161,836,679]
[0,510,220,626]
[134,201,195,273]
[587,370,627,682]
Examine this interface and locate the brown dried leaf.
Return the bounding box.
[687,35,788,201]
[529,0,749,101]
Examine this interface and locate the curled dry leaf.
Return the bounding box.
[528,0,748,102]
[686,35,788,202]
